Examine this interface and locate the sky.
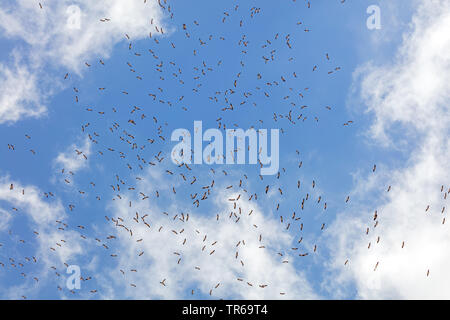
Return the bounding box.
[0,0,449,300]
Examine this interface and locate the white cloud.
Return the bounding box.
[326,0,450,299]
[0,175,65,224]
[0,56,46,124]
[0,176,87,298]
[356,1,450,145]
[0,0,166,123]
[0,176,85,262]
[97,168,318,299]
[54,136,92,173]
[0,207,13,231]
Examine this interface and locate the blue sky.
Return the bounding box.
[0,0,449,299]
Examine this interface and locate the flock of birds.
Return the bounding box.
[0,0,448,299]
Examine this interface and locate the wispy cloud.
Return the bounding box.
[325,0,450,299]
[95,167,318,299]
[0,175,87,298]
[0,54,46,124]
[0,0,166,124]
[54,136,92,173]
